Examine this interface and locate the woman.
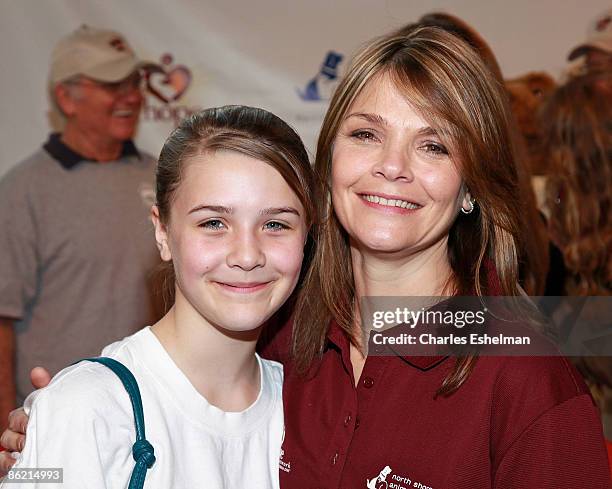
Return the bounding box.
[2,26,610,488]
[265,25,610,488]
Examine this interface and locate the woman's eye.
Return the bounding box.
[350,130,379,142]
[200,219,226,230]
[420,142,449,156]
[264,221,289,232]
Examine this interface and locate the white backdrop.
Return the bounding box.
[0,0,608,175]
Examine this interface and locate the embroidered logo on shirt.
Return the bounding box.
[367,466,433,489]
[279,448,291,473]
[279,428,292,473]
[367,466,392,489]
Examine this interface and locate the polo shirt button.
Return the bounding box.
[355,417,361,429]
[363,376,375,388]
[344,413,352,427]
[331,451,339,465]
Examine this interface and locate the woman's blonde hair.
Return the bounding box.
[292,26,524,395]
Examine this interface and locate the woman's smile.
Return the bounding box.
[358,192,424,214]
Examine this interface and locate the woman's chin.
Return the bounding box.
[352,237,417,256]
[350,233,446,259]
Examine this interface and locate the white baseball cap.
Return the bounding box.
[50,24,155,83]
[568,9,612,60]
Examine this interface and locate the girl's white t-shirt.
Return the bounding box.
[7,327,284,489]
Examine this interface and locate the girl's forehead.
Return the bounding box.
[173,151,305,212]
[182,150,274,173]
[180,151,273,182]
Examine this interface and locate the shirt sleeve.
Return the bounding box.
[0,174,39,319]
[494,394,611,488]
[3,365,135,489]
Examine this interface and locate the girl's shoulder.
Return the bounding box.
[25,328,148,417]
[258,355,284,394]
[13,331,149,487]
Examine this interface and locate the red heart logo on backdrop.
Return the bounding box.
[146,66,192,103]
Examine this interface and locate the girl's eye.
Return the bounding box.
[264,221,289,232]
[200,219,226,230]
[350,130,379,142]
[420,142,449,156]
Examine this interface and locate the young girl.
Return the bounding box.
[2,105,317,488]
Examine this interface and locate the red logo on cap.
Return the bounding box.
[110,37,127,52]
[596,15,611,32]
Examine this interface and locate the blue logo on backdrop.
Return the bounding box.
[298,51,344,101]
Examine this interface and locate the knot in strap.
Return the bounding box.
[132,439,156,468]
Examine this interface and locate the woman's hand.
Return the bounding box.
[0,367,51,475]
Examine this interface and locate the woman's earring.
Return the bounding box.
[461,198,476,215]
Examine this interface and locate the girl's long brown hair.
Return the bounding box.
[292,26,524,396]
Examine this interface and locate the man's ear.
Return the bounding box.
[151,205,172,262]
[54,83,77,117]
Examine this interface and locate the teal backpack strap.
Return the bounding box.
[81,357,156,489]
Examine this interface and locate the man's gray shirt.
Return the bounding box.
[0,137,160,403]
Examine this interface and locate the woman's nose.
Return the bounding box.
[371,142,415,182]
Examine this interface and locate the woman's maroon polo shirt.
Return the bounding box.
[261,320,610,488]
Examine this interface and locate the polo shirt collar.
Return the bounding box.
[325,320,448,372]
[43,132,140,170]
[324,257,503,372]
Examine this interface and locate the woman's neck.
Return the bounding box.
[350,237,454,298]
[151,292,261,412]
[349,237,454,355]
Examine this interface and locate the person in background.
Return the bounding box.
[0,25,161,430]
[568,8,612,95]
[568,9,612,98]
[540,72,612,465]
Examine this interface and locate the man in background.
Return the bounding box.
[0,25,161,429]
